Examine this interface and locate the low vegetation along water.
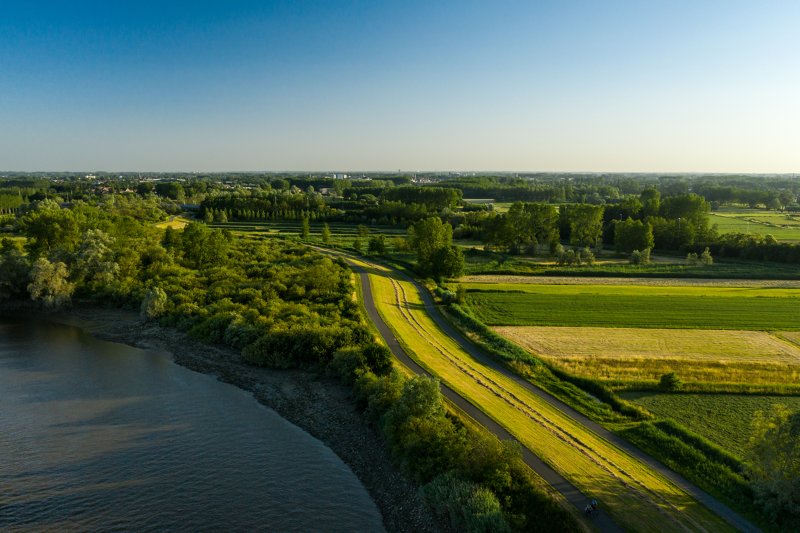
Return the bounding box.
[0,318,383,532]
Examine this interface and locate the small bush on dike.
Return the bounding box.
[659,372,683,391]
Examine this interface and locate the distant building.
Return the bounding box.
[333,173,348,180]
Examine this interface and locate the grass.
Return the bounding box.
[620,392,800,458]
[362,262,732,532]
[154,215,191,229]
[494,326,800,388]
[710,207,800,242]
[463,283,800,330]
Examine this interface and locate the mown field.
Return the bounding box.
[710,207,800,242]
[463,283,800,330]
[620,393,800,458]
[495,325,800,387]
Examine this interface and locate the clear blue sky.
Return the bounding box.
[1,1,798,172]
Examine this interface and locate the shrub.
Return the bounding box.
[629,247,652,265]
[659,372,683,391]
[421,473,510,533]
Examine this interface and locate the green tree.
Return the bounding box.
[301,217,310,239]
[614,217,655,253]
[140,286,168,319]
[27,258,74,309]
[73,229,119,290]
[640,188,661,218]
[746,405,800,528]
[431,245,465,279]
[0,245,30,300]
[321,223,331,245]
[18,200,82,259]
[368,234,387,255]
[562,204,604,248]
[409,217,454,274]
[181,222,230,269]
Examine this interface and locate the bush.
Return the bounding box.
[629,247,651,265]
[421,473,510,533]
[659,372,682,391]
[700,246,713,265]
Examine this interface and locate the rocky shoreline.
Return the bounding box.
[3,303,441,533]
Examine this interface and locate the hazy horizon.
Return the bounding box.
[2,1,798,173]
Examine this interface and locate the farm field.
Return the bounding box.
[620,393,800,458]
[494,326,800,387]
[463,283,800,330]
[710,207,800,242]
[363,263,731,532]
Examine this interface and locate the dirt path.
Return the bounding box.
[319,247,760,533]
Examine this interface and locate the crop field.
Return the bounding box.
[621,392,800,458]
[710,208,800,241]
[463,283,800,330]
[494,326,800,386]
[362,262,731,531]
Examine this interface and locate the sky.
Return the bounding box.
[0,0,798,172]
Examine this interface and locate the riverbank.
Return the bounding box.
[2,302,440,533]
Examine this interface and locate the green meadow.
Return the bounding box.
[464,284,800,330]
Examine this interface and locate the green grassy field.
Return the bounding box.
[710,207,800,242]
[621,392,800,458]
[463,283,800,330]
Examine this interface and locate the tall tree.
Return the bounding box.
[27,258,74,309]
[409,217,453,274]
[614,218,655,253]
[561,204,604,248]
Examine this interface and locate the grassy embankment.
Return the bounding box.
[360,260,731,532]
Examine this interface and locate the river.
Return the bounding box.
[0,318,384,532]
